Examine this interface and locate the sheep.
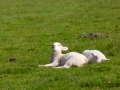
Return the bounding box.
[38,42,88,68]
[82,50,110,63]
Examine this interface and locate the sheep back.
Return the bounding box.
[59,52,88,67]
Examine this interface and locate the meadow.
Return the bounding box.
[0,0,120,89]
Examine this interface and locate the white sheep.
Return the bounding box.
[38,42,88,68]
[82,50,110,63]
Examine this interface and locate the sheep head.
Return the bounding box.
[91,53,101,62]
[52,42,68,53]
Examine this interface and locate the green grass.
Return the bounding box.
[0,0,120,89]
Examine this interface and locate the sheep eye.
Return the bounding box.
[95,56,98,59]
[58,44,61,47]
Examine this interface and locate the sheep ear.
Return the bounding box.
[62,47,68,51]
[91,53,96,57]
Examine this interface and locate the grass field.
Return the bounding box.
[0,0,120,90]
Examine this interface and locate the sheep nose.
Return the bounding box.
[52,45,55,49]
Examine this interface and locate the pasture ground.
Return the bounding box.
[0,0,120,90]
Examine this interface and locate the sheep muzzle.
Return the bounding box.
[52,45,55,49]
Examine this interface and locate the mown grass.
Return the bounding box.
[0,0,120,90]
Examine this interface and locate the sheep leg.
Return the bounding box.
[38,63,54,67]
[104,58,110,61]
[55,65,70,69]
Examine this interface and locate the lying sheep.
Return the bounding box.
[38,42,88,68]
[82,50,110,63]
